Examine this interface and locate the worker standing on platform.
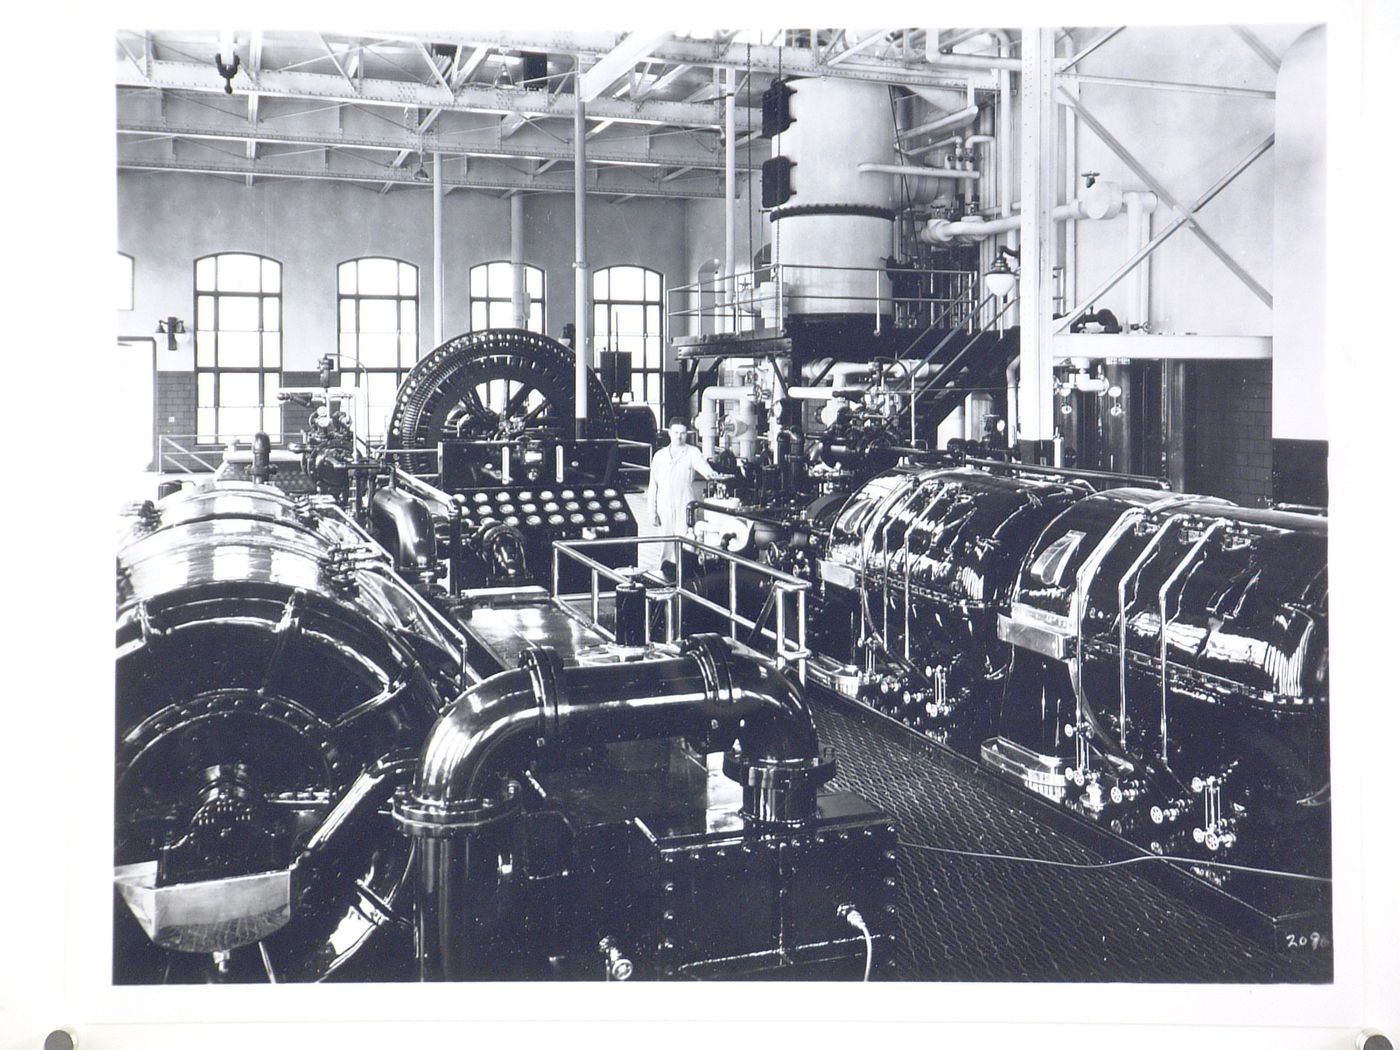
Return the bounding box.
[647,417,719,579]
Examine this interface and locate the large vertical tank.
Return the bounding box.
[771,78,897,317]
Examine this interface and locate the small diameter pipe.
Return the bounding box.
[859,162,980,183]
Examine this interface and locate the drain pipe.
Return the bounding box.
[394,637,831,981]
[859,162,980,183]
[1005,358,1020,447]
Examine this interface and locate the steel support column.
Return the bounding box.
[510,193,528,329]
[724,67,737,330]
[574,93,589,435]
[433,152,444,347]
[1018,28,1057,456]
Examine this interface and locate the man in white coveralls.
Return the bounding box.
[646,417,719,580]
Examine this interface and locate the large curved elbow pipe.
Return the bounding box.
[401,636,825,827]
[394,637,830,980]
[371,487,437,576]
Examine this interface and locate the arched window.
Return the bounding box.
[338,257,419,439]
[469,261,545,332]
[117,252,134,312]
[194,252,282,443]
[593,265,664,422]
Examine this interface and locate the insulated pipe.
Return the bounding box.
[859,162,981,183]
[573,95,588,436]
[901,104,981,141]
[920,187,1156,244]
[1006,358,1020,446]
[800,360,875,387]
[695,386,758,460]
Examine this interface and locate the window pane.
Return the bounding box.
[262,404,282,440]
[262,297,280,332]
[359,299,399,333]
[338,261,356,295]
[645,305,661,335]
[195,256,216,291]
[526,267,543,298]
[489,261,511,288]
[613,304,645,335]
[263,335,281,369]
[197,373,215,407]
[196,407,217,444]
[339,333,356,367]
[399,334,416,365]
[526,302,543,333]
[359,332,399,369]
[197,295,216,326]
[219,372,260,407]
[399,262,417,295]
[221,407,261,440]
[487,302,513,329]
[471,302,488,331]
[218,331,261,368]
[261,258,281,292]
[630,373,646,404]
[400,300,417,333]
[219,295,261,331]
[611,266,644,301]
[359,257,398,295]
[218,253,263,292]
[195,331,216,368]
[594,304,609,338]
[118,253,133,311]
[645,269,661,299]
[644,339,662,369]
[262,373,281,406]
[592,270,608,298]
[340,299,357,331]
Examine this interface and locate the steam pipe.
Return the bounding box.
[370,488,437,576]
[396,638,827,980]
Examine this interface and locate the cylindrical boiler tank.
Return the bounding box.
[770,78,896,317]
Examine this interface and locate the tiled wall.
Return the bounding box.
[153,373,197,470]
[1187,360,1273,507]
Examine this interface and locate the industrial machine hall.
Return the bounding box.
[71,20,1385,1006]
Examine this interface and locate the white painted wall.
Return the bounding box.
[1272,26,1327,441]
[118,173,689,372]
[1069,25,1309,338]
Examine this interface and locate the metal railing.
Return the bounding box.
[156,433,297,474]
[551,534,811,680]
[668,263,978,337]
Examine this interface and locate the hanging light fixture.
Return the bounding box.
[985,251,1018,300]
[413,151,431,182]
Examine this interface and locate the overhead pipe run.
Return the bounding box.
[859,162,981,183]
[919,182,1157,243]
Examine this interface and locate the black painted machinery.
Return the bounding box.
[113,329,895,983]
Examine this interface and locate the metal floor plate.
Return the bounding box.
[812,697,1332,983]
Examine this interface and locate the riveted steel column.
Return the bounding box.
[574,92,588,437]
[433,152,444,347]
[1018,27,1057,460]
[510,192,528,329]
[724,66,737,323]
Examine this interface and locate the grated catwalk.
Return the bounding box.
[811,696,1332,983]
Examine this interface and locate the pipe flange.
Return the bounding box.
[519,645,567,745]
[722,747,837,827]
[391,779,522,838]
[679,634,735,705]
[767,203,897,223]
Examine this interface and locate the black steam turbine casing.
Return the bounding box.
[988,489,1329,922]
[815,467,1084,748]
